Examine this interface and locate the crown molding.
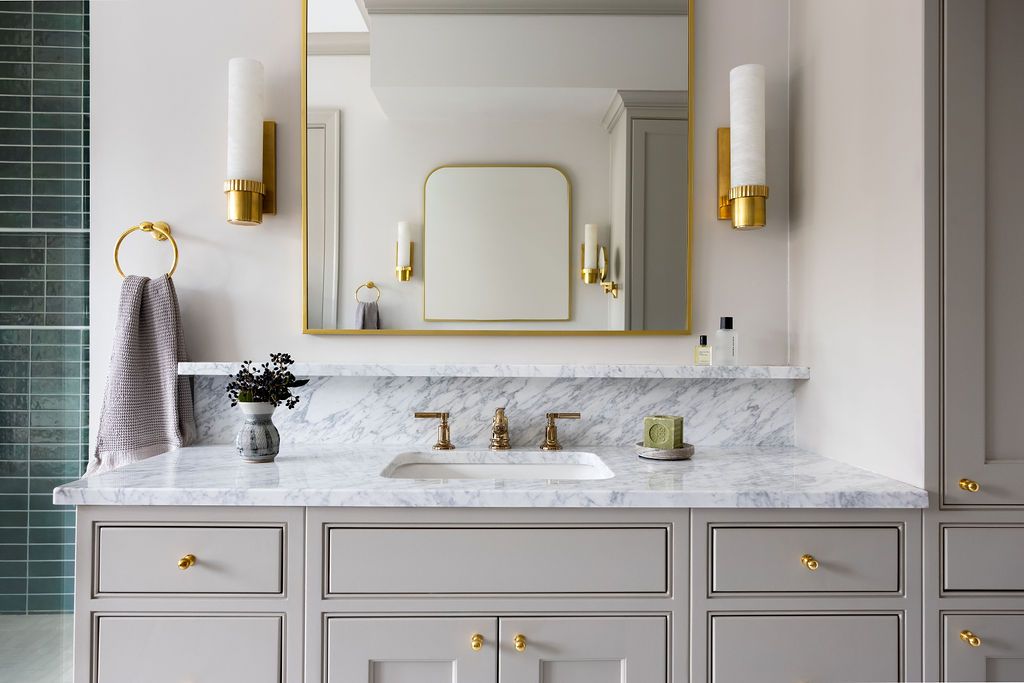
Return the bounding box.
[602,90,688,131]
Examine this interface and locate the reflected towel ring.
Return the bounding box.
[113,221,179,279]
[355,281,381,303]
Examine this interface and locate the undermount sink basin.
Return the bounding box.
[381,450,614,481]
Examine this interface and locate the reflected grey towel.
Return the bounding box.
[355,301,381,330]
[87,275,196,475]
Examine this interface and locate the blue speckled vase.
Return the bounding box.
[235,402,280,463]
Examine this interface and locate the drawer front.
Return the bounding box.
[326,526,668,595]
[96,615,281,683]
[711,526,901,594]
[711,615,901,683]
[944,614,1024,682]
[943,526,1024,592]
[96,525,283,594]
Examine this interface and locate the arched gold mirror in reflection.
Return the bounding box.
[301,0,693,335]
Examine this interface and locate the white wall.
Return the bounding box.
[90,0,791,444]
[307,56,611,330]
[789,0,926,487]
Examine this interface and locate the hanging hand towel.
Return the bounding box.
[87,275,196,475]
[355,301,381,330]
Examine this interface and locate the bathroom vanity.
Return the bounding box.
[54,444,927,682]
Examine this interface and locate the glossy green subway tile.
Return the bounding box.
[0,28,32,46]
[33,1,86,15]
[26,461,80,478]
[0,161,30,178]
[0,94,30,111]
[0,329,30,344]
[0,461,27,477]
[28,577,74,595]
[32,13,83,32]
[0,426,30,444]
[0,79,31,96]
[24,511,74,527]
[44,280,87,298]
[0,545,28,563]
[0,179,31,195]
[0,212,31,228]
[29,329,82,345]
[0,594,28,613]
[0,528,26,544]
[0,578,27,594]
[0,476,26,493]
[29,444,83,462]
[0,12,32,30]
[33,146,84,164]
[0,145,31,161]
[0,560,27,577]
[0,195,32,211]
[33,212,83,229]
[25,593,73,612]
[28,378,83,396]
[32,29,83,49]
[0,512,28,529]
[0,280,45,297]
[28,495,60,511]
[32,95,83,113]
[29,527,74,545]
[0,45,31,62]
[32,78,83,97]
[0,412,28,428]
[0,494,27,510]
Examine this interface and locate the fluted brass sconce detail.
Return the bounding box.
[717,64,768,230]
[396,243,413,281]
[396,221,413,281]
[224,58,277,226]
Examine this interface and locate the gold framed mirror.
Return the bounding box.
[302,0,693,335]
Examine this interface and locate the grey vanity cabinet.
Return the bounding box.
[943,614,1024,682]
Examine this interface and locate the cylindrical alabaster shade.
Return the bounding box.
[397,221,412,268]
[729,64,766,186]
[227,58,265,181]
[583,223,598,269]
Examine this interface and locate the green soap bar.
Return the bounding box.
[643,415,684,449]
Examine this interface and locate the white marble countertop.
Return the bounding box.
[53,445,926,509]
[178,362,810,380]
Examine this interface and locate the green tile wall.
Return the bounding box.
[0,0,89,614]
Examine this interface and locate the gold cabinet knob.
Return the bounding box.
[800,554,820,571]
[959,478,981,493]
[470,633,484,651]
[513,634,527,652]
[177,554,196,570]
[960,630,982,647]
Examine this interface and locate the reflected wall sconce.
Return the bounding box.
[717,63,768,229]
[396,221,413,281]
[225,58,277,226]
[580,223,619,298]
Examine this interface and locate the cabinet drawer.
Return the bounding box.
[711,615,901,683]
[96,615,281,683]
[943,526,1024,592]
[325,526,668,595]
[710,526,901,594]
[96,525,283,595]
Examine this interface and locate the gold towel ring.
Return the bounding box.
[355,281,381,303]
[113,221,179,279]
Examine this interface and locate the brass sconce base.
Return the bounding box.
[729,193,767,230]
[224,121,277,226]
[717,127,769,230]
[395,242,414,281]
[581,268,599,285]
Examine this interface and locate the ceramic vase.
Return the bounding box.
[235,402,280,463]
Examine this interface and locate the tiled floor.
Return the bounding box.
[0,614,74,682]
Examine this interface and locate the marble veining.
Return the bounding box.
[179,362,811,380]
[190,375,798,448]
[52,444,928,509]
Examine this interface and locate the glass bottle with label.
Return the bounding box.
[694,335,712,366]
[714,317,738,366]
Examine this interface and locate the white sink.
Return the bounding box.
[381,450,614,481]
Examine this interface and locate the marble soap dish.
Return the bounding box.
[635,442,695,461]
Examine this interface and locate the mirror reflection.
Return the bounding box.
[304,0,691,333]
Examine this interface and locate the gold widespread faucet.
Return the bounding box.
[539,412,580,451]
[490,408,511,450]
[414,412,455,450]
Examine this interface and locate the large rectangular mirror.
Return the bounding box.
[303,0,693,334]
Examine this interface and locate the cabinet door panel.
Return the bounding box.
[499,616,666,683]
[711,615,900,683]
[942,0,1024,505]
[944,614,1024,682]
[96,616,281,683]
[325,617,496,683]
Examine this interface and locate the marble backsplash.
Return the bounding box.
[192,375,798,448]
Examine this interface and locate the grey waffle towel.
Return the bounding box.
[355,301,381,330]
[87,275,197,475]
